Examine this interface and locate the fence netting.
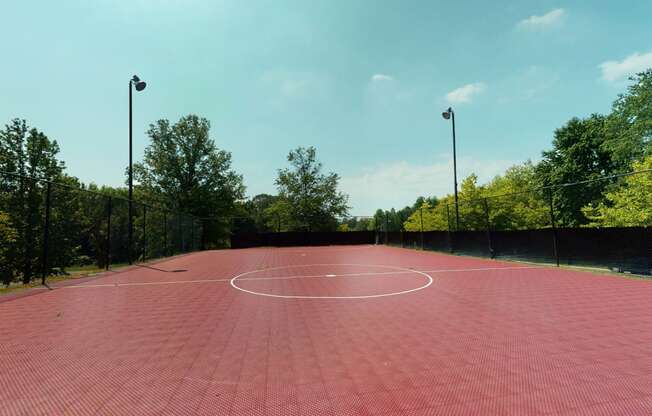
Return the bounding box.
[0,171,203,286]
[381,170,652,274]
[222,169,652,275]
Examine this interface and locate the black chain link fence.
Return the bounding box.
[0,171,203,286]
[382,170,652,275]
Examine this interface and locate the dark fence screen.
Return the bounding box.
[491,229,556,263]
[385,227,651,275]
[232,227,650,275]
[231,231,376,248]
[556,228,651,273]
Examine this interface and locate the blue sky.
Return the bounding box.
[2,1,652,215]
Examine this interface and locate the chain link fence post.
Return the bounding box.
[384,212,389,245]
[142,205,147,261]
[106,197,112,270]
[177,213,182,253]
[446,203,453,253]
[191,217,195,251]
[419,207,424,250]
[548,189,560,267]
[483,198,494,258]
[41,181,52,285]
[163,211,168,257]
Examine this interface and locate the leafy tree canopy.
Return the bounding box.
[0,211,17,285]
[484,162,549,230]
[133,115,245,245]
[134,115,245,217]
[0,118,64,179]
[0,119,65,283]
[536,114,614,226]
[269,146,349,231]
[582,156,652,227]
[604,70,652,168]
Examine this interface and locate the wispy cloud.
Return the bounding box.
[371,74,394,82]
[366,73,416,106]
[599,51,652,83]
[445,83,486,104]
[340,157,515,215]
[516,8,566,30]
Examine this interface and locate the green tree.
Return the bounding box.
[232,194,281,233]
[381,197,437,232]
[0,119,64,283]
[133,115,245,247]
[604,70,652,169]
[537,115,615,226]
[264,198,294,232]
[337,223,350,232]
[270,146,349,231]
[47,175,90,271]
[582,156,652,226]
[0,211,17,285]
[455,174,487,230]
[411,196,438,212]
[373,209,385,231]
[403,199,452,231]
[340,216,375,232]
[483,162,549,230]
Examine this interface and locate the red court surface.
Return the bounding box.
[2,245,652,415]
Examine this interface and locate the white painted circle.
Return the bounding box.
[229,263,434,299]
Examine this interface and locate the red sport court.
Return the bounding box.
[2,245,652,415]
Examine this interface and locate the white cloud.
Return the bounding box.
[517,8,566,30]
[366,74,417,106]
[445,83,486,104]
[340,157,515,215]
[371,74,394,82]
[599,51,652,83]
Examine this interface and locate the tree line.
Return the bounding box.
[372,70,652,232]
[1,69,651,284]
[0,115,244,284]
[0,115,350,285]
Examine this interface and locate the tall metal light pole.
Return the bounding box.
[129,75,146,264]
[442,107,460,231]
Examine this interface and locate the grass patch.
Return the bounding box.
[0,263,129,295]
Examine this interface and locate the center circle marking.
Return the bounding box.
[229,263,434,299]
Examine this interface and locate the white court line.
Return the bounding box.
[63,278,232,289]
[229,265,538,282]
[230,263,434,300]
[61,265,539,289]
[422,266,540,274]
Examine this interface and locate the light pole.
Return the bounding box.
[129,75,146,264]
[442,107,460,231]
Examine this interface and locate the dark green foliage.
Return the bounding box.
[0,117,212,286]
[133,115,245,247]
[604,70,652,169]
[233,194,280,233]
[0,211,17,285]
[0,119,64,283]
[339,216,375,232]
[536,115,615,226]
[268,147,349,231]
